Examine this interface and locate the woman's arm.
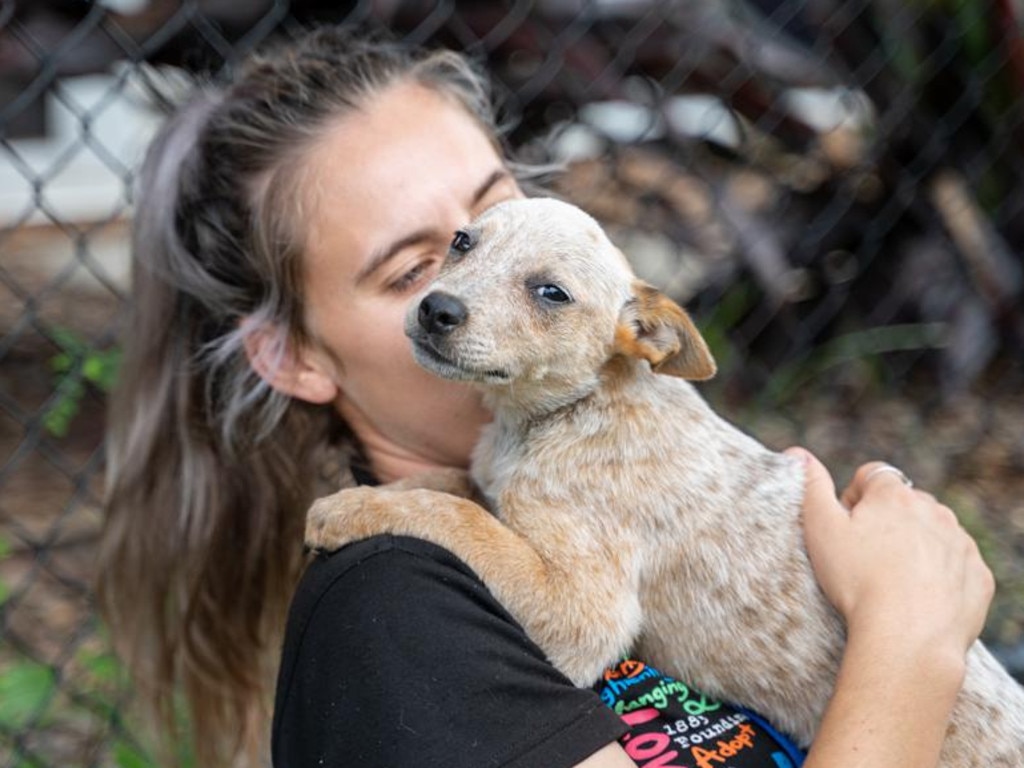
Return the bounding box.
[573,742,637,767]
[793,450,995,768]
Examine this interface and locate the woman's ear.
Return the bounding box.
[242,323,338,405]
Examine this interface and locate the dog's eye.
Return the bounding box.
[450,230,474,254]
[534,284,572,304]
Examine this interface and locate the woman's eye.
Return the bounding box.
[534,284,572,304]
[450,230,474,254]
[387,261,435,293]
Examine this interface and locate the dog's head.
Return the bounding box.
[405,198,715,411]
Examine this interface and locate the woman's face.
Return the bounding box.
[298,81,522,481]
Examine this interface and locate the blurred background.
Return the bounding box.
[1,0,1022,765]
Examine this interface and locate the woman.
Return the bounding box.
[98,25,993,768]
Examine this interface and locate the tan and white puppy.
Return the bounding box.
[306,197,1024,763]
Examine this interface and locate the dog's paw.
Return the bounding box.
[304,484,483,554]
[305,486,384,553]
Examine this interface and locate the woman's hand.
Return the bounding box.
[790,447,996,768]
[792,448,994,657]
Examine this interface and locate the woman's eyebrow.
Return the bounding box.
[356,168,511,286]
[471,167,512,206]
[356,228,432,286]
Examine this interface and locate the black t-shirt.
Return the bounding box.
[272,535,627,767]
[272,535,806,767]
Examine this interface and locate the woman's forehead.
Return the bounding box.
[300,81,506,277]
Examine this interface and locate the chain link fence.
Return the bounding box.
[1,1,1022,765]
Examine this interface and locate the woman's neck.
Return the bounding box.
[336,396,474,484]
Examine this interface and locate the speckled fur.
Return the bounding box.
[306,198,1024,761]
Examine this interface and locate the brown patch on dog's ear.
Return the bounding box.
[614,281,717,380]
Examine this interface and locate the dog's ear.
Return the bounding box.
[614,281,717,380]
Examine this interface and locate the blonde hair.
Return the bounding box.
[98,26,510,766]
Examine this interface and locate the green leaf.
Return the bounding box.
[697,281,756,377]
[43,329,122,437]
[49,352,72,374]
[78,648,121,684]
[82,349,122,391]
[113,739,154,768]
[762,322,947,406]
[50,327,83,352]
[949,0,989,64]
[42,391,81,438]
[0,663,55,728]
[82,356,105,382]
[96,350,123,391]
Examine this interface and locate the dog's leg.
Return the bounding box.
[305,486,640,685]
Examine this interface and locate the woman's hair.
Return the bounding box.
[97,26,511,766]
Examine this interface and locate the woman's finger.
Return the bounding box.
[841,460,915,509]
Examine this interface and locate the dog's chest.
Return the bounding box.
[474,375,803,549]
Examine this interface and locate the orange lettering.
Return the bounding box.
[691,724,757,768]
[622,659,647,678]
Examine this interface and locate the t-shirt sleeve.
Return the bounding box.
[271,535,627,768]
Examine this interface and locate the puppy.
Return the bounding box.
[306,197,1024,763]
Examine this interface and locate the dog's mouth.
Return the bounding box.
[410,338,511,384]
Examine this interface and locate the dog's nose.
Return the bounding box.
[418,291,468,335]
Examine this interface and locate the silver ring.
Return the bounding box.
[864,464,914,488]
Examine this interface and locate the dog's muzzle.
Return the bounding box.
[418,291,467,336]
[408,290,509,383]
